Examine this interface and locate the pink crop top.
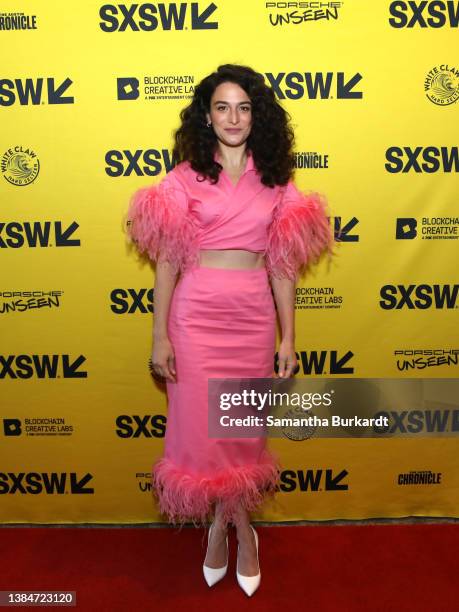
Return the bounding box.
[126,149,333,281]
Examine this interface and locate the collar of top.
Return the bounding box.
[213,148,255,174]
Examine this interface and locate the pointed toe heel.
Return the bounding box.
[236,525,261,597]
[203,523,229,587]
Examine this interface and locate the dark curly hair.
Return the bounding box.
[171,64,296,188]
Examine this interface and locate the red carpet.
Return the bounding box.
[0,523,457,611]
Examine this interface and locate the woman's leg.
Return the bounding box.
[232,501,259,576]
[203,500,229,569]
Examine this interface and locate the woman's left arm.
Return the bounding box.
[265,180,336,378]
[270,277,298,378]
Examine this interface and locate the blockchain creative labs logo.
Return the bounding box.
[425,64,459,106]
[294,150,329,170]
[396,217,459,240]
[117,74,195,102]
[1,146,39,186]
[394,349,459,372]
[0,290,64,315]
[0,11,38,30]
[295,286,343,310]
[2,417,74,437]
[265,2,344,27]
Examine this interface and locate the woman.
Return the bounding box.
[126,64,334,596]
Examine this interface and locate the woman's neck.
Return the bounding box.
[215,145,249,171]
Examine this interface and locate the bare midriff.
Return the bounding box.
[199,249,265,269]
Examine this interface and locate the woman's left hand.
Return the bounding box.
[277,339,297,378]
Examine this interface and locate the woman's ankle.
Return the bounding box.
[235,523,255,541]
[212,518,228,535]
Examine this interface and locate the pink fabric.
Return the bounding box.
[266,186,335,281]
[126,180,200,275]
[153,266,282,527]
[126,151,333,525]
[126,149,334,279]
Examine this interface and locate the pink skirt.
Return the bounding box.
[152,265,283,527]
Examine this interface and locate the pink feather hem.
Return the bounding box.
[265,190,335,281]
[151,449,282,527]
[125,182,199,275]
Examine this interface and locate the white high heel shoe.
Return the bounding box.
[236,525,261,597]
[202,523,228,587]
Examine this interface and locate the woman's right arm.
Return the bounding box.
[151,261,179,383]
[126,167,198,382]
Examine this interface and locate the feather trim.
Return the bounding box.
[125,181,199,275]
[151,449,282,527]
[265,188,334,281]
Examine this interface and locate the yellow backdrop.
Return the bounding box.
[1,0,458,523]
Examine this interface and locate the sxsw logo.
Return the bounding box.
[99,2,218,31]
[375,409,459,433]
[0,472,94,494]
[105,149,179,176]
[115,415,167,438]
[110,289,154,314]
[396,218,417,239]
[0,355,88,379]
[279,469,349,492]
[334,216,359,242]
[389,1,459,28]
[385,146,459,172]
[279,350,354,375]
[379,284,459,309]
[265,72,363,100]
[0,78,74,106]
[0,222,80,248]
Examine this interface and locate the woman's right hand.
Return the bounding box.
[151,336,176,383]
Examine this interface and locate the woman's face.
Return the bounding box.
[205,81,253,149]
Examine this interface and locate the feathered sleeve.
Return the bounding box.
[265,180,334,282]
[125,168,199,275]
